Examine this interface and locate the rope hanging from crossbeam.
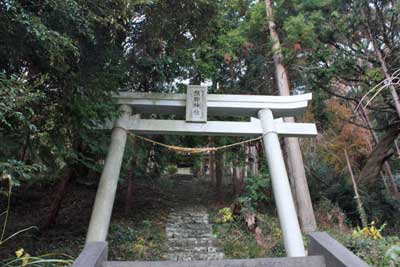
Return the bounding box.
[128,132,262,154]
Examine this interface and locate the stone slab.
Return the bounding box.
[103,256,325,267]
[308,232,370,267]
[72,242,108,267]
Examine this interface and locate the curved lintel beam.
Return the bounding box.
[114,92,312,118]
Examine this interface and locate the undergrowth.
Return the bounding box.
[210,209,285,258]
[210,175,400,267]
[329,230,400,267]
[1,173,73,266]
[108,215,167,260]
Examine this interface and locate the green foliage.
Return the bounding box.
[0,178,72,266]
[331,230,400,267]
[212,215,264,258]
[0,0,133,191]
[352,221,385,240]
[1,3,400,266]
[240,173,272,209]
[1,249,73,267]
[211,210,284,258]
[108,218,166,260]
[283,14,317,48]
[0,160,43,188]
[215,207,234,224]
[385,245,400,267]
[0,72,45,131]
[165,165,178,175]
[0,72,47,189]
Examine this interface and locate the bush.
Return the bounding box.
[215,207,234,223]
[211,209,284,259]
[211,217,264,258]
[108,219,166,260]
[241,173,272,209]
[1,249,73,267]
[384,245,400,267]
[165,165,178,175]
[331,230,400,267]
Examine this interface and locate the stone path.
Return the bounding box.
[162,175,224,261]
[165,206,224,261]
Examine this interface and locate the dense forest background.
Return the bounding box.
[1,0,400,266]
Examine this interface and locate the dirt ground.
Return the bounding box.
[0,175,225,261]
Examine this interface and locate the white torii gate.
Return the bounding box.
[86,86,317,257]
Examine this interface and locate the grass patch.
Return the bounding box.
[108,214,167,260]
[328,229,400,267]
[210,209,285,258]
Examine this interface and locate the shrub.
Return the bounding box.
[1,248,73,267]
[384,245,400,267]
[242,174,272,209]
[352,221,385,240]
[165,165,178,175]
[215,207,234,223]
[331,230,400,267]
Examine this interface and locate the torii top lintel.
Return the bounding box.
[106,87,317,137]
[114,90,312,118]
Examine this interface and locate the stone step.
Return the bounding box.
[103,256,326,267]
[167,218,209,224]
[166,226,212,234]
[169,207,208,213]
[167,246,222,253]
[164,205,224,261]
[166,232,213,238]
[167,217,208,223]
[166,225,211,230]
[167,213,208,219]
[164,251,225,261]
[167,237,217,247]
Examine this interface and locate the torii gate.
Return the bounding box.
[86,86,317,257]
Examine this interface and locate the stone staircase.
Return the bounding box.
[164,206,224,261]
[72,175,370,267]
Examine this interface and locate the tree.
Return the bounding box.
[276,0,400,227]
[264,0,317,233]
[0,0,133,225]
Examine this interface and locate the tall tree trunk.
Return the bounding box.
[394,140,400,158]
[364,13,400,117]
[210,151,216,184]
[358,105,399,196]
[215,151,224,202]
[243,144,249,179]
[364,19,400,197]
[208,137,216,185]
[265,0,317,233]
[249,145,258,176]
[223,151,231,176]
[125,137,137,214]
[43,166,73,229]
[125,170,134,214]
[199,156,206,177]
[20,131,30,161]
[344,149,368,228]
[232,158,239,195]
[332,73,399,196]
[232,150,246,196]
[358,124,400,197]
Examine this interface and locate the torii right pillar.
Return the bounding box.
[258,108,306,257]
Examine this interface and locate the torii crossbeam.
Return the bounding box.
[86,86,318,257]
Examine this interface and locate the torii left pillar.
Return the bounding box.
[86,105,132,242]
[258,108,306,257]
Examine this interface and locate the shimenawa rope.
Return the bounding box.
[128,132,262,154]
